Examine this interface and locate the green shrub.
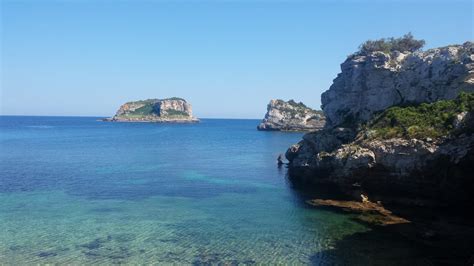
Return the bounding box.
[166,97,186,102]
[288,99,308,109]
[357,33,425,55]
[368,92,474,139]
[127,104,156,116]
[165,109,189,117]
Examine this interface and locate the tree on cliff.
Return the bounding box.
[357,33,425,55]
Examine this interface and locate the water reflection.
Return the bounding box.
[285,169,474,265]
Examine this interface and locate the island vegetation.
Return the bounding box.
[367,92,474,139]
[356,32,425,55]
[105,97,199,123]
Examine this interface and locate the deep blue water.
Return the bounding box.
[0,116,368,264]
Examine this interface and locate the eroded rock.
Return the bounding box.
[286,41,474,206]
[104,98,199,123]
[257,99,325,131]
[322,42,474,127]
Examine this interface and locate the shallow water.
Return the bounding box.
[0,116,369,264]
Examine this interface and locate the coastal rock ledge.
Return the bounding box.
[286,40,474,206]
[104,97,199,123]
[257,99,325,131]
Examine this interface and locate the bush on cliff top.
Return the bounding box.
[287,99,308,109]
[368,92,474,139]
[357,33,425,55]
[280,100,323,119]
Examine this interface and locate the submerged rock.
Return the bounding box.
[104,97,199,123]
[307,198,410,226]
[257,99,325,131]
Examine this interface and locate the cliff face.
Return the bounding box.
[107,98,199,123]
[322,42,474,127]
[257,99,325,131]
[286,42,474,206]
[287,115,474,204]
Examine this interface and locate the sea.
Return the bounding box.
[0,116,373,264]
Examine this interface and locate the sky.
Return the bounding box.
[1,0,473,118]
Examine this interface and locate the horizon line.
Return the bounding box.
[0,114,262,120]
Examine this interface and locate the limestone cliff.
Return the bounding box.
[257,99,325,131]
[105,98,199,123]
[322,42,474,127]
[287,110,474,204]
[286,39,474,206]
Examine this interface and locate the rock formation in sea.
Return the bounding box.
[105,97,199,123]
[257,99,325,131]
[286,39,474,206]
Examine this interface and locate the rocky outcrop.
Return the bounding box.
[257,99,325,131]
[288,117,474,205]
[105,98,199,123]
[322,42,474,127]
[286,41,474,206]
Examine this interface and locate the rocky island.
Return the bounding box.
[257,99,325,131]
[286,36,474,206]
[104,97,199,123]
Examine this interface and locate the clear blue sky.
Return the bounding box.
[1,0,472,118]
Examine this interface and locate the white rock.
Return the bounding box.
[322,42,474,126]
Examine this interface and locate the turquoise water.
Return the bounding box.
[0,116,369,264]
